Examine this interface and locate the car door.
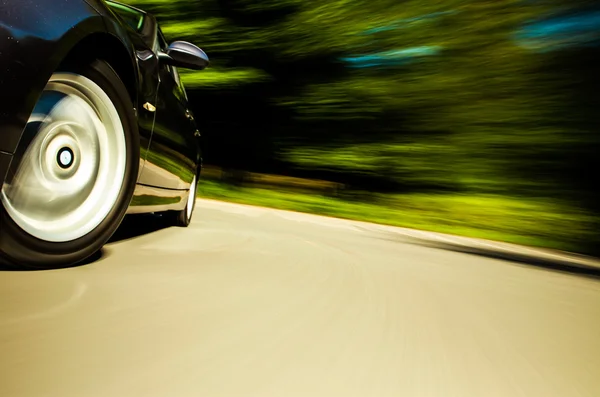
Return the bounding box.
[104,0,161,181]
[137,27,199,190]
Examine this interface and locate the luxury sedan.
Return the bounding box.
[0,0,208,268]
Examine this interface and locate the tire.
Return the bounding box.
[0,60,139,268]
[165,173,198,227]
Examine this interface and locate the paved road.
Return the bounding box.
[1,200,599,397]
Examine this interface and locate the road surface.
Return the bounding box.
[1,199,599,397]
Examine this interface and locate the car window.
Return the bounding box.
[157,28,170,51]
[105,1,145,32]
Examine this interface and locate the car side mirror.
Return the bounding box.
[159,41,209,70]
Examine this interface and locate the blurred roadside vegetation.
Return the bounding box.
[123,0,600,255]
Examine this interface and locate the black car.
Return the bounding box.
[0,0,209,268]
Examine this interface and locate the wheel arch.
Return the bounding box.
[56,32,139,108]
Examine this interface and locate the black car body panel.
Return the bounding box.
[0,0,105,154]
[0,0,203,214]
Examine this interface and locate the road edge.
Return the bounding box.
[197,198,600,275]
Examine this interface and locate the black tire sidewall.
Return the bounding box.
[0,60,139,268]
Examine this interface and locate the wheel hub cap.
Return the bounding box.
[57,147,74,169]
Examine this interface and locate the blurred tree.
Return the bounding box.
[123,0,599,250]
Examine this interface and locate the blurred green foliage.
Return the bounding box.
[123,0,599,254]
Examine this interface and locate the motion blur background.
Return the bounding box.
[124,0,599,256]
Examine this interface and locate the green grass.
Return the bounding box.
[198,179,598,254]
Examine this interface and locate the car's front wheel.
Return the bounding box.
[0,60,139,268]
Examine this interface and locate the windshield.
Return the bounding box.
[105,1,145,32]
